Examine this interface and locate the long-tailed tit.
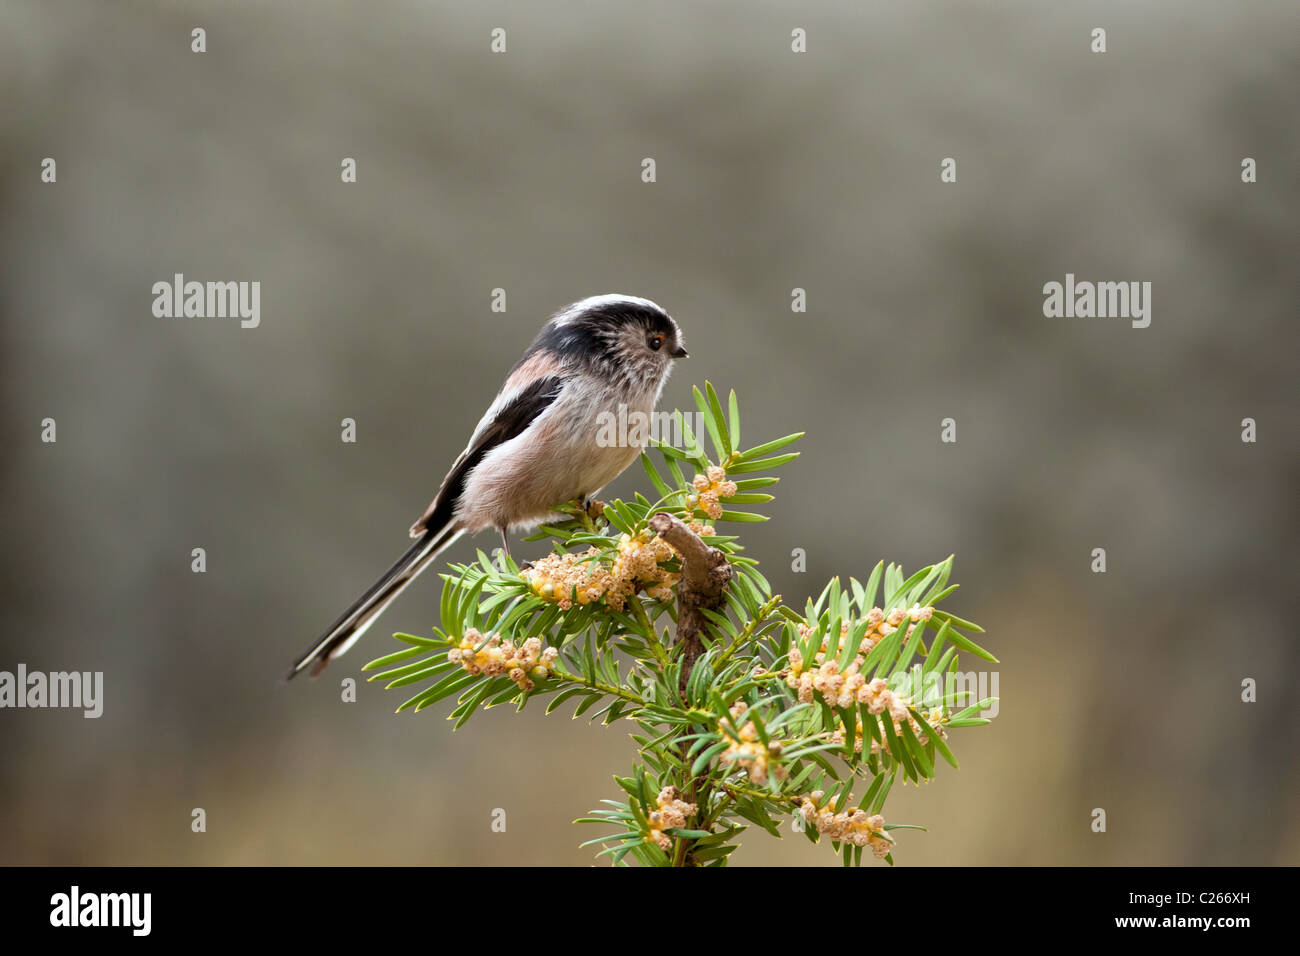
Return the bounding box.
[286,294,687,679]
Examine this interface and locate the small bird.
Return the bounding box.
[286,294,687,679]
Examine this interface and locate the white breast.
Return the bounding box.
[454,376,661,532]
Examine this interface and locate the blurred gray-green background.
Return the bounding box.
[1,0,1296,865]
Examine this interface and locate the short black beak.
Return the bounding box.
[671,346,689,358]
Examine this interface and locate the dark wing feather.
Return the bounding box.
[409,374,565,536]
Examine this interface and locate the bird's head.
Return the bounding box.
[546,293,687,389]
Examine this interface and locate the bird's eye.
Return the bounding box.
[648,335,663,351]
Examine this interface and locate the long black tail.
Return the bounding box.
[286,525,464,680]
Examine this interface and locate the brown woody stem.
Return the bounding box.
[648,512,733,692]
[649,511,734,868]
